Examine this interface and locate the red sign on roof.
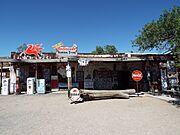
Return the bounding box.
[25,44,43,56]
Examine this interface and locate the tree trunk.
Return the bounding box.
[81,89,136,95]
[81,91,130,101]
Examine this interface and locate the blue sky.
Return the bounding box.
[0,0,179,56]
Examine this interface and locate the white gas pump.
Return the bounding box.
[27,78,35,94]
[1,78,10,95]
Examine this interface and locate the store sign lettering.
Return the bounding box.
[54,43,78,58]
[56,46,77,52]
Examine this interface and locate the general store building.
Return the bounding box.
[0,44,179,94]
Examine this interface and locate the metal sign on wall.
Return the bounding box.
[53,42,78,58]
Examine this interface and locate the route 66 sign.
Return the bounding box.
[78,58,89,66]
[70,88,82,102]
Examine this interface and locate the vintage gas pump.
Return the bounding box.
[10,66,16,94]
[1,78,10,95]
[16,68,21,94]
[51,75,58,91]
[27,78,35,94]
[36,79,46,94]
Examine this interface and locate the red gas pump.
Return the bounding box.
[16,68,21,94]
[51,75,58,91]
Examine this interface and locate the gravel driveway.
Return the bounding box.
[0,93,180,135]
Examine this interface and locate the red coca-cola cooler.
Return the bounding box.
[51,75,58,91]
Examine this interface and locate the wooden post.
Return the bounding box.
[35,63,38,80]
[136,81,139,96]
[67,61,72,98]
[74,63,77,82]
[68,77,71,97]
[16,67,21,94]
[0,62,3,93]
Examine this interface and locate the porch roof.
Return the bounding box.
[84,57,145,61]
[0,58,77,63]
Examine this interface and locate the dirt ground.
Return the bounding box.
[0,93,180,135]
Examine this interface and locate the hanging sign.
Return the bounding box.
[78,58,90,66]
[66,64,71,78]
[132,70,143,82]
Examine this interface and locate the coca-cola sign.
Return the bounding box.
[132,70,143,82]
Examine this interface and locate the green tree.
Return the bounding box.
[17,43,27,52]
[104,45,118,54]
[92,45,118,54]
[92,45,105,54]
[132,6,180,67]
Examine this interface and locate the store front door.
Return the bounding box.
[118,71,129,89]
